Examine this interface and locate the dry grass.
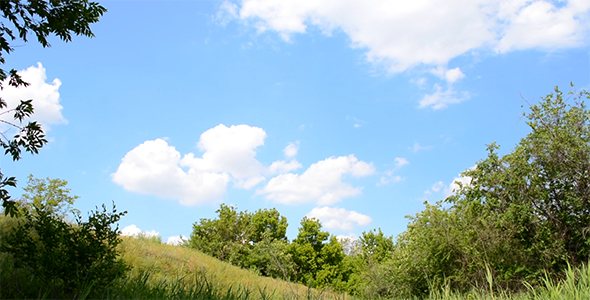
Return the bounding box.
[118,237,348,300]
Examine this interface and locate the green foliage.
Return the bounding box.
[190,204,296,279]
[358,228,394,263]
[449,85,590,283]
[372,85,590,299]
[289,217,345,289]
[251,207,288,243]
[190,204,252,265]
[0,0,106,217]
[248,232,296,280]
[0,202,128,299]
[19,174,80,218]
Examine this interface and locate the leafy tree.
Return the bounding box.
[379,85,590,298]
[2,203,127,298]
[289,217,345,288]
[0,176,127,298]
[189,204,252,265]
[0,0,107,217]
[358,228,394,263]
[449,85,590,280]
[250,207,288,243]
[248,231,296,280]
[19,174,80,218]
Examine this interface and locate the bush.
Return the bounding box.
[0,202,128,299]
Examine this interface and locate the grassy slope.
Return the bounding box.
[118,237,345,300]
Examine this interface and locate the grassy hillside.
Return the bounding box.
[117,237,590,300]
[117,236,346,300]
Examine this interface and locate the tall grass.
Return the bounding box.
[426,263,590,300]
[2,235,589,299]
[111,237,346,300]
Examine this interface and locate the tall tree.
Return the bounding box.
[289,217,345,288]
[0,0,107,217]
[189,204,252,265]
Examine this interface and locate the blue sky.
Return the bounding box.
[2,0,589,244]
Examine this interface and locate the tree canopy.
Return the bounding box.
[0,0,106,217]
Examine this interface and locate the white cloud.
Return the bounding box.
[113,125,273,205]
[411,142,433,152]
[443,175,473,197]
[114,124,370,206]
[216,1,239,26]
[307,206,372,231]
[495,0,590,53]
[112,138,231,205]
[268,160,302,174]
[228,0,589,73]
[0,63,66,129]
[394,157,409,168]
[418,84,470,110]
[378,174,404,186]
[121,224,142,236]
[258,155,375,205]
[283,142,299,158]
[121,224,160,238]
[167,235,189,246]
[444,68,466,83]
[431,181,444,192]
[181,124,267,180]
[336,232,359,242]
[378,157,408,186]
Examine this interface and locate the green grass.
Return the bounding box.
[112,236,346,300]
[2,235,589,299]
[425,263,590,300]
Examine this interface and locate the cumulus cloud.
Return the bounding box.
[111,138,230,205]
[268,160,302,174]
[113,124,279,205]
[425,167,475,197]
[443,174,473,197]
[283,142,299,158]
[418,84,470,110]
[259,155,375,205]
[307,206,372,231]
[444,68,466,83]
[121,225,160,238]
[113,124,371,206]
[0,62,66,129]
[181,124,267,179]
[495,0,590,53]
[227,0,589,72]
[167,235,189,246]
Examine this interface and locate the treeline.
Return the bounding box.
[188,203,397,294]
[188,85,590,298]
[1,86,589,299]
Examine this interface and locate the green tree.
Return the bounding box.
[359,228,394,263]
[248,231,296,280]
[250,207,288,243]
[450,85,590,280]
[2,203,127,299]
[19,174,80,218]
[0,0,107,217]
[380,85,590,298]
[189,204,252,265]
[289,217,345,288]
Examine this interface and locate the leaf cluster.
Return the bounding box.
[0,0,106,217]
[1,202,128,299]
